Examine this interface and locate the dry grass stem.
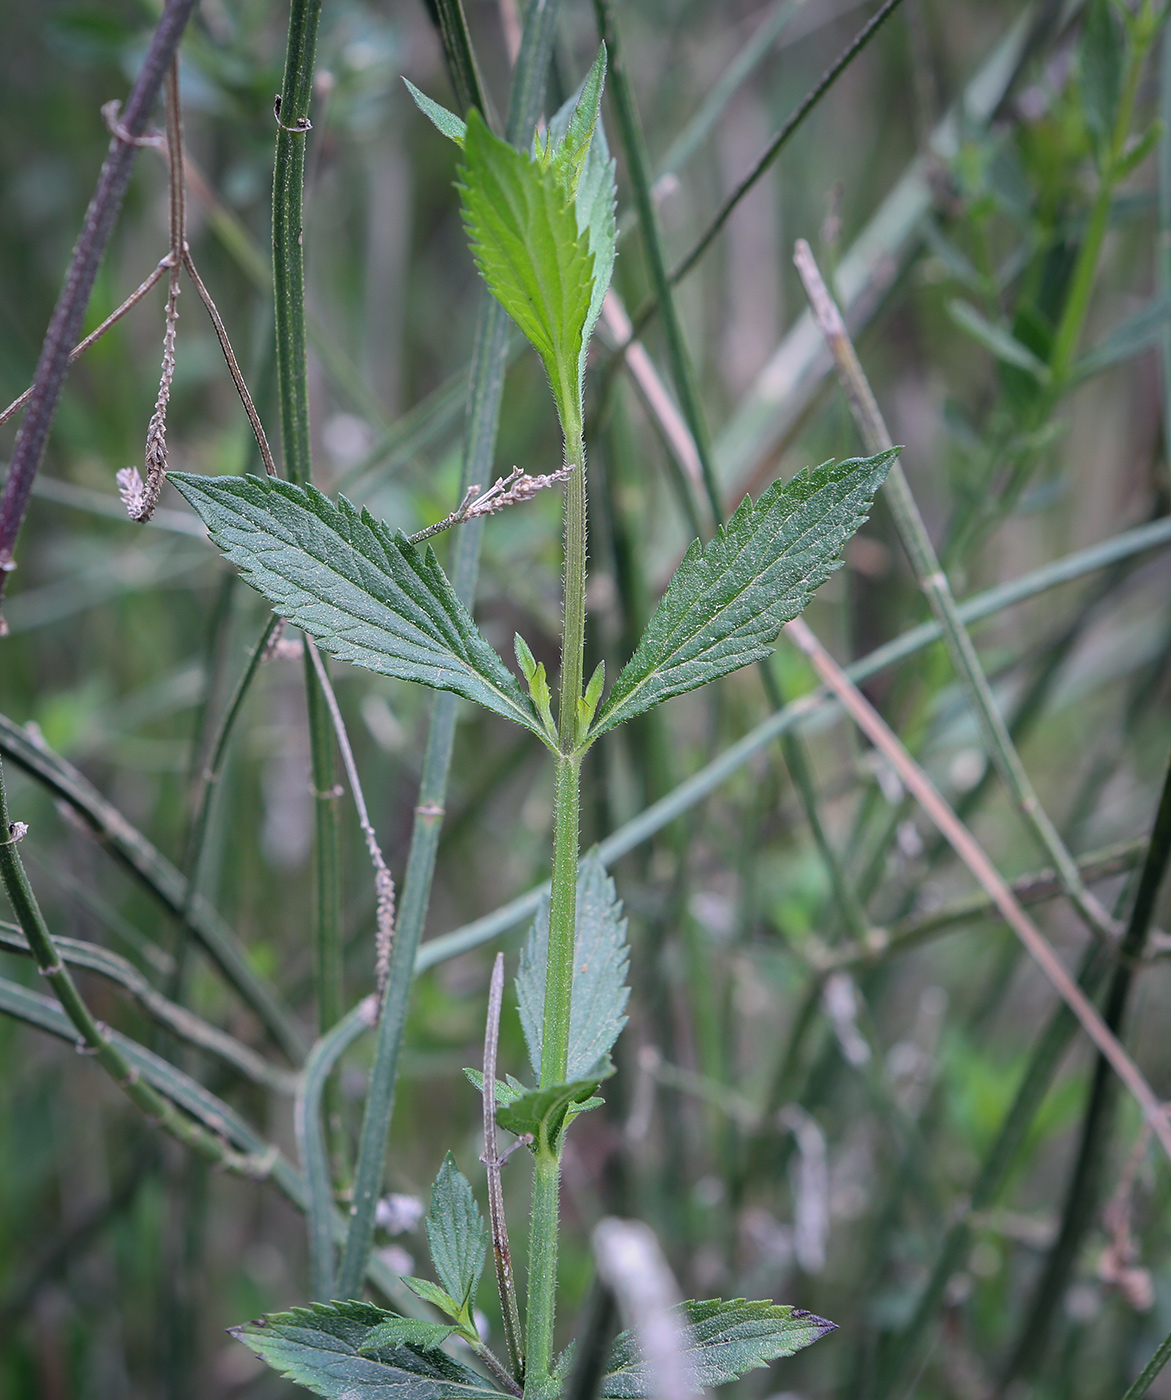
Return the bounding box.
[306,641,396,998]
[783,614,1171,1167]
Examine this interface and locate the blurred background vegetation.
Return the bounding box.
[2,0,1171,1396]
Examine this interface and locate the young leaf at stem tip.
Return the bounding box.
[168,472,553,747]
[589,449,900,742]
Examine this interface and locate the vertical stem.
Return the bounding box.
[525,1150,564,1398]
[273,0,320,491]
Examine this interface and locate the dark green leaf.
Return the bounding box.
[230,1300,509,1400]
[168,474,547,742]
[494,1073,610,1148]
[426,1153,487,1312]
[600,1298,836,1396]
[459,107,594,423]
[592,451,898,738]
[516,850,629,1080]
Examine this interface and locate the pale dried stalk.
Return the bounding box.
[792,237,1117,943]
[408,464,574,544]
[481,952,524,1381]
[782,614,1171,1167]
[305,642,396,998]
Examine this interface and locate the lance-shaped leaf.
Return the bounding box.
[516,850,630,1081]
[404,79,467,147]
[459,107,594,425]
[599,1298,836,1396]
[168,473,547,742]
[426,1153,488,1313]
[230,1300,510,1400]
[591,451,899,739]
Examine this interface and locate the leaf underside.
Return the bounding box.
[600,1298,837,1397]
[230,1301,509,1400]
[592,450,899,738]
[168,473,545,740]
[516,849,630,1081]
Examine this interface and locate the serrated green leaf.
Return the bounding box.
[359,1319,460,1355]
[947,300,1051,380]
[494,1073,610,1148]
[168,474,548,743]
[599,1298,836,1396]
[592,451,898,738]
[516,850,629,1080]
[404,79,466,147]
[463,1068,528,1107]
[403,1277,461,1316]
[229,1300,509,1400]
[459,108,594,426]
[548,46,617,389]
[426,1153,487,1312]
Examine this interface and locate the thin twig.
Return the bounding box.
[793,238,1118,943]
[306,642,396,999]
[182,248,279,477]
[481,952,524,1383]
[782,614,1171,1167]
[0,0,200,622]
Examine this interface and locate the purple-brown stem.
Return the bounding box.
[0,0,199,625]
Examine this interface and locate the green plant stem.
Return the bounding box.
[525,1150,564,1399]
[1122,1325,1171,1400]
[996,743,1171,1389]
[334,0,563,1301]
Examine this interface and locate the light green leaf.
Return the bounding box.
[600,1298,836,1396]
[548,46,617,388]
[168,473,548,743]
[404,79,466,147]
[459,107,594,425]
[463,1068,529,1107]
[1070,289,1171,383]
[516,850,629,1080]
[426,1153,487,1312]
[403,1277,461,1316]
[359,1319,460,1355]
[592,451,898,739]
[947,300,1051,381]
[494,1073,610,1149]
[1080,0,1124,165]
[229,1300,509,1400]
